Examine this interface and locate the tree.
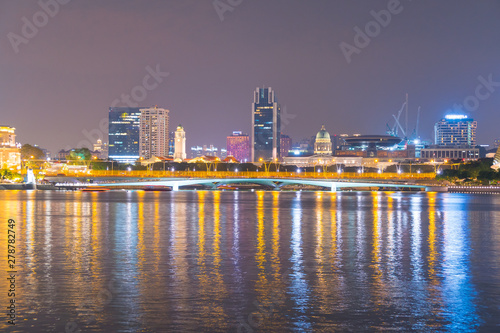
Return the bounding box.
[67,148,91,161]
[21,144,45,160]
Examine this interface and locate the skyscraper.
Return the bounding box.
[108,107,141,163]
[434,115,477,146]
[168,131,175,157]
[174,125,186,162]
[139,106,169,159]
[227,131,250,162]
[251,87,281,162]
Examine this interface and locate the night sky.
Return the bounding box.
[1,0,499,154]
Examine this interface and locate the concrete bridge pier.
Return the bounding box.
[172,184,179,191]
[331,184,337,192]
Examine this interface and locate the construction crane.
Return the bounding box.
[408,106,421,142]
[386,101,407,137]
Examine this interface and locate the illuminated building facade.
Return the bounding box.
[434,115,477,146]
[108,107,141,163]
[174,125,186,162]
[280,134,292,159]
[314,125,332,155]
[168,131,175,157]
[93,139,108,159]
[227,131,250,162]
[491,145,500,170]
[0,126,21,169]
[139,106,169,159]
[251,87,281,162]
[191,144,226,159]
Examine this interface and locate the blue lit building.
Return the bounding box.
[251,87,281,162]
[434,114,477,147]
[108,107,142,163]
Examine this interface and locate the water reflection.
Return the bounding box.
[0,191,496,332]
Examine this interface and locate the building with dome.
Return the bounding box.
[314,125,332,155]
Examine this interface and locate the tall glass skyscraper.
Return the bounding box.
[108,107,142,163]
[251,87,281,162]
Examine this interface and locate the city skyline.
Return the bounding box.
[1,1,499,155]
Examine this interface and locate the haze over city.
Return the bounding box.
[1,0,499,154]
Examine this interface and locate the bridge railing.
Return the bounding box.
[46,170,436,180]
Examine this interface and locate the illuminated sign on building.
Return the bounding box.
[445,114,469,120]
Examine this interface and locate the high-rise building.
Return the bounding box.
[227,131,250,162]
[174,125,186,162]
[168,131,175,157]
[280,134,292,159]
[314,125,332,155]
[139,106,169,159]
[0,125,21,169]
[434,115,477,147]
[251,87,281,162]
[108,107,142,163]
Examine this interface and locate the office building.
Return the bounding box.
[174,125,186,162]
[168,132,175,157]
[108,107,142,163]
[280,134,292,159]
[139,106,169,159]
[251,87,280,162]
[0,125,21,169]
[434,114,477,146]
[227,131,250,162]
[421,146,480,160]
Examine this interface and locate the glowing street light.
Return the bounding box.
[297,168,301,174]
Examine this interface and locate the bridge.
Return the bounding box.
[93,177,428,192]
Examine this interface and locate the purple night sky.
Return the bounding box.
[1,0,499,154]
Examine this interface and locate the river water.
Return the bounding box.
[0,190,499,332]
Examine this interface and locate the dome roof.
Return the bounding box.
[316,125,330,141]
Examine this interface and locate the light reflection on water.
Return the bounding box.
[0,191,499,332]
